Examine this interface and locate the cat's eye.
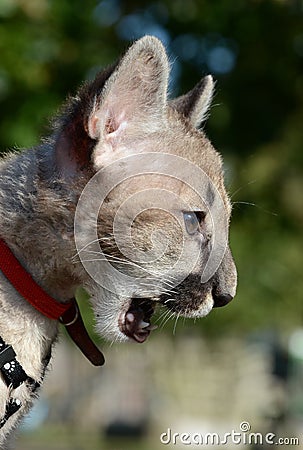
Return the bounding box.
[183,211,206,235]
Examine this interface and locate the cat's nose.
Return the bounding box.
[213,293,233,308]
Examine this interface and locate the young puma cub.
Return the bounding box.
[0,36,237,446]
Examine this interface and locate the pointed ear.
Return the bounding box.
[87,36,169,142]
[170,75,215,128]
[54,36,169,177]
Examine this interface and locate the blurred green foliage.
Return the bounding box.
[0,0,302,336]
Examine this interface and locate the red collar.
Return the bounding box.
[0,238,104,366]
[0,238,71,320]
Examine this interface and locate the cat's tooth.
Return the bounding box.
[146,324,158,331]
[139,320,150,329]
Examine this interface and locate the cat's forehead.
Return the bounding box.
[103,171,219,215]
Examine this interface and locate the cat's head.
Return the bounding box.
[55,36,237,343]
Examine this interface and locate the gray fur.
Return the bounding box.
[0,36,237,447]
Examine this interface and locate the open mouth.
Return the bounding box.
[119,298,158,343]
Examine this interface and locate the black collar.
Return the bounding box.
[0,336,42,429]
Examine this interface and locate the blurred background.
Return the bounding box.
[0,0,303,448]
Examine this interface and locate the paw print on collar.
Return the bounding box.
[3,361,16,373]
